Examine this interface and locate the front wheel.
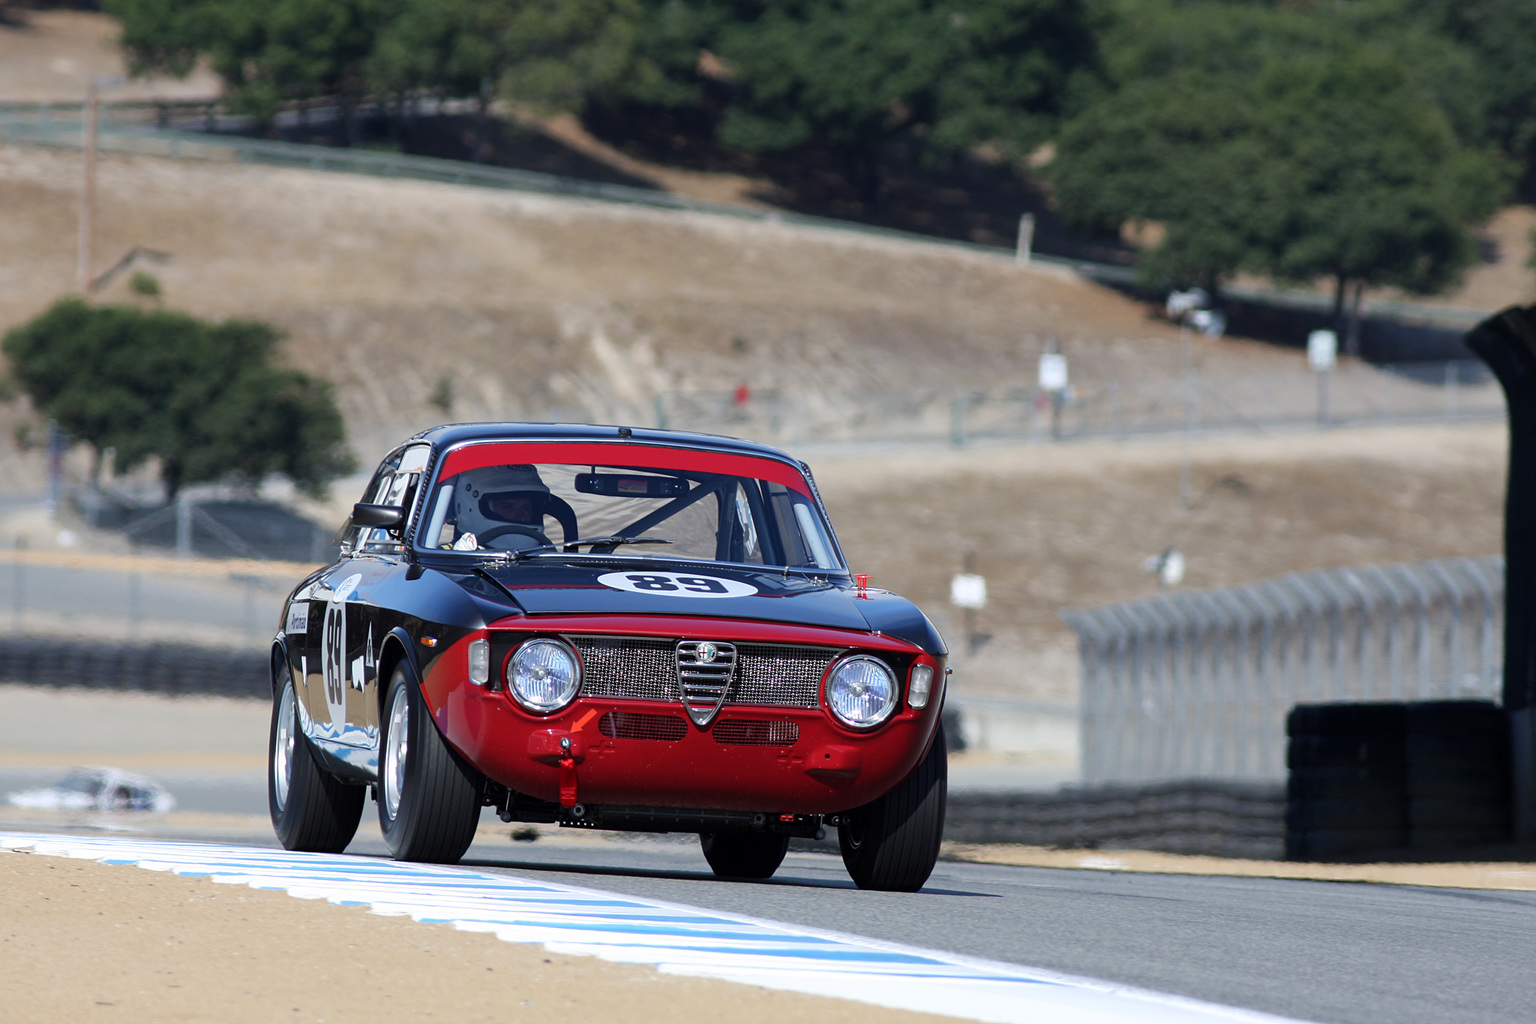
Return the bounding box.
[700,831,790,880]
[378,664,483,863]
[839,723,947,892]
[269,663,364,852]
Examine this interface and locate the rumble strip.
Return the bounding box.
[0,833,1312,1024]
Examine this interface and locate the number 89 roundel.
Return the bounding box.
[597,571,756,597]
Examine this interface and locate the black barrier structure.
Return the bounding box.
[1466,304,1536,839]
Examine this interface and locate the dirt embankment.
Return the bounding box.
[818,423,1506,700]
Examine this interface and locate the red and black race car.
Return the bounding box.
[269,423,949,890]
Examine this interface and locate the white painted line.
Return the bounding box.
[0,832,1315,1024]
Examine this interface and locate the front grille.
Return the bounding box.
[570,636,836,710]
[713,719,800,746]
[599,711,688,742]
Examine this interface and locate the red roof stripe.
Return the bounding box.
[437,441,812,497]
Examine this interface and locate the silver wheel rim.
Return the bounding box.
[382,682,410,821]
[272,680,295,812]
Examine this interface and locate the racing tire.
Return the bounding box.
[269,664,364,853]
[839,723,947,892]
[378,664,484,864]
[700,831,790,880]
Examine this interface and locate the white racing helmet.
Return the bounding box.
[454,464,551,537]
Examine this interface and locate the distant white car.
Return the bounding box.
[8,767,176,813]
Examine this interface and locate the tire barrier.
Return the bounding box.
[0,634,268,700]
[1405,700,1510,850]
[1285,700,1510,861]
[1285,703,1408,861]
[942,781,1286,860]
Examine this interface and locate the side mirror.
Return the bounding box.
[352,502,405,530]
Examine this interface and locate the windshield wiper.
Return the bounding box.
[508,536,675,560]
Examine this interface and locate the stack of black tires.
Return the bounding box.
[1286,700,1509,861]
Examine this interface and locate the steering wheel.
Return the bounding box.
[476,524,552,549]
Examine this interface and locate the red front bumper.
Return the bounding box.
[419,622,944,814]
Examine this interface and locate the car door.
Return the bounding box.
[304,445,429,761]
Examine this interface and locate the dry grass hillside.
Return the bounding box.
[0,141,1286,461]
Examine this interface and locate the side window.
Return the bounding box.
[344,445,428,558]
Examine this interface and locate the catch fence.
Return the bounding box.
[1062,556,1504,786]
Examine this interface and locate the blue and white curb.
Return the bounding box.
[0,833,1311,1024]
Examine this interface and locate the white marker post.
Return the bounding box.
[1308,329,1337,426]
[1038,348,1068,440]
[951,565,987,655]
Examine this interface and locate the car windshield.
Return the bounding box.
[414,442,844,572]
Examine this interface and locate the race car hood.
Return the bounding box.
[474,561,867,626]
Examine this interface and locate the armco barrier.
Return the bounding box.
[0,634,268,699]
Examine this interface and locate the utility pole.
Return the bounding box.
[77,75,123,293]
[77,77,99,292]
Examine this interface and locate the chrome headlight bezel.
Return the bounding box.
[505,638,582,713]
[824,654,899,730]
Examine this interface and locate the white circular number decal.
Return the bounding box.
[597,571,758,598]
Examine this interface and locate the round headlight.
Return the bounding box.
[506,639,581,713]
[825,655,898,729]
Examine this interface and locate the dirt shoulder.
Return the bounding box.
[0,846,968,1024]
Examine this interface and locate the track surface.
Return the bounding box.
[13,820,1532,1024]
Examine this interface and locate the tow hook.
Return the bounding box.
[558,735,578,808]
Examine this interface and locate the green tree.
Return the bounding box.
[1049,8,1509,337]
[370,0,649,159]
[711,0,1099,200]
[1392,0,1536,177]
[106,0,391,132]
[2,299,354,499]
[1253,48,1508,344]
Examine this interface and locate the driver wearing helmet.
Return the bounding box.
[452,464,551,551]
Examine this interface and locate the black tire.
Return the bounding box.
[839,724,947,892]
[1288,703,1406,737]
[378,664,483,863]
[1284,797,1407,832]
[1287,734,1404,770]
[1404,700,1504,737]
[700,832,790,879]
[1286,828,1406,862]
[1406,763,1508,801]
[1288,765,1405,803]
[269,663,364,852]
[1408,797,1509,831]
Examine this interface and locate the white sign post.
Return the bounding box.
[1038,352,1068,440]
[1308,330,1337,425]
[951,571,987,655]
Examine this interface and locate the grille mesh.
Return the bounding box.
[599,711,688,742]
[573,637,676,701]
[570,636,835,709]
[712,719,801,746]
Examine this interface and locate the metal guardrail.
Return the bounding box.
[1063,556,1504,786]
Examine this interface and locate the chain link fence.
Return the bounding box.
[1063,556,1504,786]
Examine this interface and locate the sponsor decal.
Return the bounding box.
[597,571,757,599]
[285,602,309,635]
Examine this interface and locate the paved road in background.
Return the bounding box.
[8,817,1531,1024]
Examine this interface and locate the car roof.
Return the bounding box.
[407,422,805,465]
